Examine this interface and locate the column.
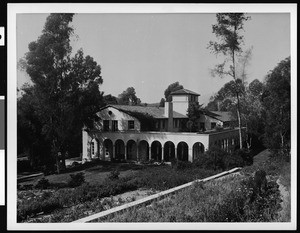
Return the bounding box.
[112,144,115,159]
[124,145,127,160]
[149,146,151,161]
[175,147,177,159]
[136,143,139,162]
[188,148,193,163]
[161,147,164,161]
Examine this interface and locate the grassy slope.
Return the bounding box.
[104,149,291,222]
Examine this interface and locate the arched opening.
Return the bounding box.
[193,142,205,161]
[163,141,175,162]
[151,141,162,161]
[127,140,137,161]
[177,142,188,161]
[138,140,149,162]
[103,139,113,161]
[90,138,100,159]
[115,139,125,161]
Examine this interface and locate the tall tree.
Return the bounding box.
[118,87,141,105]
[19,14,104,173]
[208,13,251,149]
[262,57,290,150]
[164,82,184,102]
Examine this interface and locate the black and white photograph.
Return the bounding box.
[7,3,296,231]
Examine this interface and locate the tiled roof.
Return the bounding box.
[170,88,200,96]
[107,105,187,119]
[210,111,236,122]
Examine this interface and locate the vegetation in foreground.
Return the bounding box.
[17,147,258,223]
[98,150,290,222]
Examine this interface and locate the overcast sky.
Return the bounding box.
[16,12,290,105]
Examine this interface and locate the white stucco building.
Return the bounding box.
[82,89,240,163]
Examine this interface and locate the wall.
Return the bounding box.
[95,107,141,131]
[199,115,223,131]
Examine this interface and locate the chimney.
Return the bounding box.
[167,102,173,132]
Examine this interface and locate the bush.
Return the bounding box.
[68,172,85,188]
[35,177,50,189]
[195,146,228,170]
[107,169,120,180]
[17,160,33,173]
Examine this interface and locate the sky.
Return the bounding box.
[16,12,290,105]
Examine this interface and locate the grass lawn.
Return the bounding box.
[18,161,143,187]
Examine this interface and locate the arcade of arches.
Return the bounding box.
[90,138,206,162]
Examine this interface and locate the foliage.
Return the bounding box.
[103,94,118,105]
[261,57,290,150]
[68,172,85,188]
[35,177,51,189]
[208,13,251,149]
[164,81,184,102]
[118,87,141,105]
[159,98,165,107]
[107,169,120,180]
[186,102,204,132]
[18,14,105,172]
[107,171,282,222]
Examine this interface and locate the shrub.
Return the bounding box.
[35,177,50,189]
[195,146,228,170]
[68,172,85,188]
[107,169,120,180]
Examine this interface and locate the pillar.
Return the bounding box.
[188,148,193,163]
[149,146,151,161]
[124,145,127,160]
[161,147,164,161]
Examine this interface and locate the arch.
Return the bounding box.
[193,142,205,161]
[138,140,149,162]
[115,139,125,161]
[163,141,175,162]
[151,141,162,161]
[127,140,137,161]
[177,141,188,161]
[104,139,113,160]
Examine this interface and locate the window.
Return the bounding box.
[103,120,109,131]
[112,120,118,131]
[173,119,179,128]
[162,120,165,129]
[91,142,95,154]
[211,122,216,129]
[128,120,135,130]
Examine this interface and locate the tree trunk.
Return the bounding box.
[236,93,243,149]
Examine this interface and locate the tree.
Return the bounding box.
[240,79,265,150]
[187,102,204,132]
[261,57,290,150]
[118,87,141,105]
[19,14,104,173]
[159,98,165,107]
[164,82,184,102]
[208,13,251,149]
[103,94,118,105]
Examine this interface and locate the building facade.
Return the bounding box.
[82,89,240,163]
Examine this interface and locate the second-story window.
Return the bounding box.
[211,122,216,129]
[112,120,118,131]
[128,120,134,130]
[103,120,109,131]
